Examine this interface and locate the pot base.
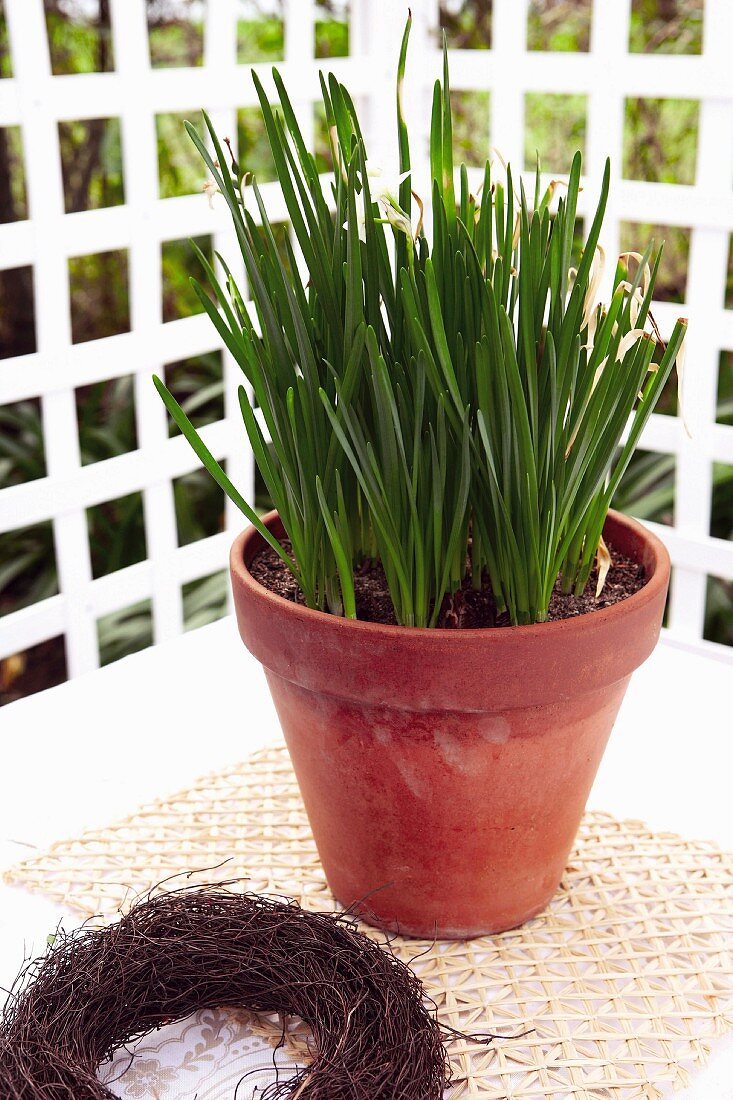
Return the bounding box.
[337,892,556,941]
[271,670,627,943]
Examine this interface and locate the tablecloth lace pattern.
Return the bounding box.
[5,742,733,1099]
[96,1007,305,1099]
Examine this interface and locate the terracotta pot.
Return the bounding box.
[231,510,670,939]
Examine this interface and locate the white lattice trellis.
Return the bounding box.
[1,0,732,682]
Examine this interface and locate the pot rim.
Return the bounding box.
[230,508,670,645]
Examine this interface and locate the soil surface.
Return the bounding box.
[250,539,646,628]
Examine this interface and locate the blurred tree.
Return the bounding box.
[237,0,284,63]
[527,0,591,51]
[148,0,204,67]
[451,91,490,166]
[59,117,124,213]
[439,0,492,48]
[524,92,586,172]
[315,0,349,57]
[44,0,114,75]
[0,1,12,78]
[624,96,699,186]
[629,0,703,54]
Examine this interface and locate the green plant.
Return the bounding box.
[155,19,687,628]
[97,599,153,666]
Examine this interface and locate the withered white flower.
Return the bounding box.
[344,161,413,242]
[363,160,410,206]
[202,179,220,209]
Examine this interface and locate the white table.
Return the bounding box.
[1,618,732,1096]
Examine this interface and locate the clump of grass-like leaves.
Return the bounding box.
[154,17,687,628]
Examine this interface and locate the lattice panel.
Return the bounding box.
[1,0,733,682]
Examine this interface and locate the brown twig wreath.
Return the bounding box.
[0,886,465,1099]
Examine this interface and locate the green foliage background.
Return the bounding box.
[1,0,731,700]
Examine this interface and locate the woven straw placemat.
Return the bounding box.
[5,741,733,1099]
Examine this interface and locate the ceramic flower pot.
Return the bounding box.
[230,509,670,939]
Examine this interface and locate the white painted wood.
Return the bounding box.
[0,421,234,529]
[112,0,184,645]
[665,0,733,643]
[204,0,253,560]
[490,0,528,172]
[1,0,733,675]
[4,0,99,676]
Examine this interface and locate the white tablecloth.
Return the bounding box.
[1,618,732,1097]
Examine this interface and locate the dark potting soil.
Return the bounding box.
[249,539,646,628]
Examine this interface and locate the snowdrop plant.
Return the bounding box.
[154,17,687,628]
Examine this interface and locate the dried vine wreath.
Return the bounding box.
[0,887,461,1099]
